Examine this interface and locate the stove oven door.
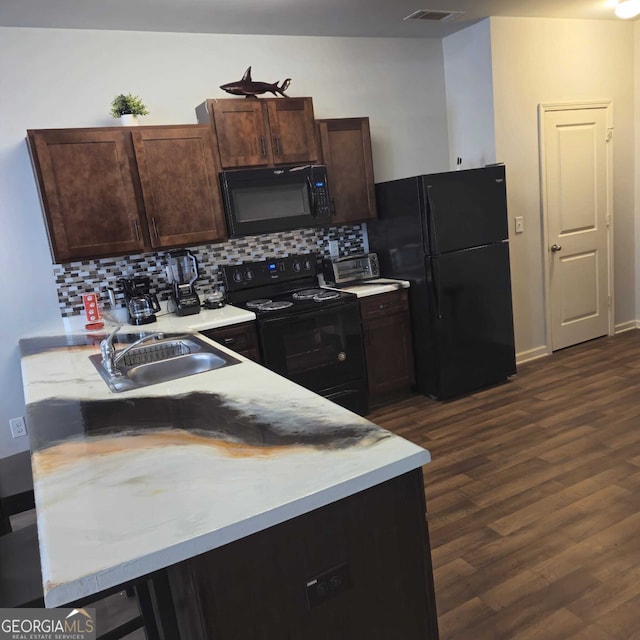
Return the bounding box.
[258,301,367,414]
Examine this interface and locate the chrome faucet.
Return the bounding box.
[100,325,122,376]
[100,326,164,377]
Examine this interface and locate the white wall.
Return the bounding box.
[0,27,449,456]
[490,17,635,358]
[442,19,496,171]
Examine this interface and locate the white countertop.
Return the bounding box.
[19,321,428,607]
[335,278,410,298]
[51,278,408,339]
[58,302,256,336]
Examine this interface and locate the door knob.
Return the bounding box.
[551,244,562,252]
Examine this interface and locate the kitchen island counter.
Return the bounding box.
[19,329,430,611]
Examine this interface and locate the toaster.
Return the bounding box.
[322,253,380,285]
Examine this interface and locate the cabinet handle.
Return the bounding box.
[379,303,390,310]
[274,136,281,155]
[133,219,141,241]
[330,198,336,215]
[223,337,236,345]
[260,136,266,156]
[151,217,159,238]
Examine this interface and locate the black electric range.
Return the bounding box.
[222,255,368,415]
[223,255,355,315]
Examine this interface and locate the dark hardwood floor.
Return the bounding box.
[369,330,640,640]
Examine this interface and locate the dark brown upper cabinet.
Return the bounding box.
[196,97,319,169]
[317,117,377,225]
[131,126,225,248]
[27,128,147,262]
[27,125,227,263]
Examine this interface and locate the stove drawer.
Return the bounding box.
[201,322,261,362]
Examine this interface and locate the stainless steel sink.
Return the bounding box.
[89,334,241,392]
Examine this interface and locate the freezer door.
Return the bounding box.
[423,166,509,255]
[428,241,516,399]
[369,176,428,268]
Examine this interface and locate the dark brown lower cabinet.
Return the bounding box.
[361,290,415,407]
[200,322,261,363]
[168,469,439,639]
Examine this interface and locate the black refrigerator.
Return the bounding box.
[367,165,516,400]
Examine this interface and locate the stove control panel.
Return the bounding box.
[223,254,318,291]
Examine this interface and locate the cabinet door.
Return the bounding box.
[364,313,413,399]
[27,128,146,262]
[266,98,318,165]
[200,322,261,363]
[317,118,377,224]
[361,291,414,403]
[132,126,226,248]
[210,100,271,168]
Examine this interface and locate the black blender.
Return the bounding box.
[166,249,201,316]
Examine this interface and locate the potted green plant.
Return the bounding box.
[110,93,149,125]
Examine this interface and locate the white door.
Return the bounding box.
[539,102,612,351]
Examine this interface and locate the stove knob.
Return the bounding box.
[303,258,312,271]
[232,271,243,283]
[245,269,254,281]
[292,261,302,272]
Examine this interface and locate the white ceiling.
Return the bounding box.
[0,0,629,39]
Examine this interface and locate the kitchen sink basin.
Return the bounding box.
[89,334,241,393]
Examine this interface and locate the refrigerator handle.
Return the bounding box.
[425,185,438,256]
[428,257,443,320]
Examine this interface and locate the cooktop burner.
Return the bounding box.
[256,301,294,311]
[246,298,273,309]
[311,290,341,302]
[292,288,325,300]
[291,288,341,302]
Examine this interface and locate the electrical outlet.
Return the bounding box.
[9,416,27,438]
[328,240,340,258]
[305,563,351,609]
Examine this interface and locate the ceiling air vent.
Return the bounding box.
[403,9,464,22]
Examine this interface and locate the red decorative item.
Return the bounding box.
[82,293,103,329]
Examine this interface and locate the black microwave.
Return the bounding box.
[219,164,332,237]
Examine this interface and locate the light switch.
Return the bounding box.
[515,216,524,234]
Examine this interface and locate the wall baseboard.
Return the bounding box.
[516,324,639,365]
[515,345,550,365]
[615,320,639,333]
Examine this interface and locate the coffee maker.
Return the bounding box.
[120,276,161,325]
[166,249,201,316]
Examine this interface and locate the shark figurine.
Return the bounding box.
[220,67,291,98]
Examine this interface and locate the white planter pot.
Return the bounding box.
[120,114,139,126]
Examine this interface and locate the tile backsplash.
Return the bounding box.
[53,224,366,317]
